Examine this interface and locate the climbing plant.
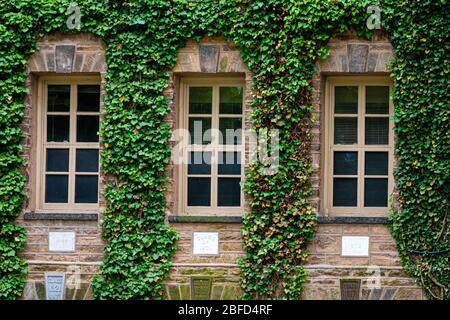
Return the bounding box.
[0,0,448,300]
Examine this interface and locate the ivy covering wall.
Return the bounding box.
[0,0,448,300]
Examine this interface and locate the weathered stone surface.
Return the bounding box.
[22,281,37,300]
[199,45,219,73]
[369,288,382,300]
[168,285,181,300]
[347,44,368,72]
[45,52,55,72]
[367,52,378,72]
[211,285,224,300]
[35,282,46,300]
[221,285,239,300]
[376,52,393,72]
[73,53,84,72]
[191,277,212,300]
[55,45,75,73]
[339,54,348,72]
[394,288,423,300]
[179,285,191,299]
[382,288,397,300]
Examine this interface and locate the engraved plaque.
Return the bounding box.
[193,232,219,255]
[341,236,369,257]
[191,277,212,300]
[340,279,361,300]
[45,273,65,300]
[49,232,75,252]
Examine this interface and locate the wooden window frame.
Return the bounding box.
[35,76,101,213]
[323,76,394,216]
[177,77,245,216]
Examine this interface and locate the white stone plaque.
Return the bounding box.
[193,232,219,255]
[341,236,369,257]
[48,232,75,252]
[45,273,65,300]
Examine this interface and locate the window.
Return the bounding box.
[324,77,394,215]
[177,78,245,215]
[36,77,101,211]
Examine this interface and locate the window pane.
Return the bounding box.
[78,85,100,112]
[77,115,99,142]
[365,117,388,145]
[219,118,242,145]
[189,87,212,114]
[76,149,99,172]
[335,86,358,114]
[218,178,241,206]
[75,175,98,203]
[334,152,357,175]
[218,152,241,175]
[365,152,388,175]
[45,175,68,203]
[334,118,357,144]
[47,115,70,142]
[189,117,211,145]
[366,86,389,114]
[188,178,211,206]
[333,178,357,206]
[46,149,69,172]
[188,152,211,175]
[220,87,243,114]
[364,178,388,207]
[48,85,70,112]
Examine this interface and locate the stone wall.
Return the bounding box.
[164,37,251,300]
[304,30,425,300]
[16,32,425,300]
[18,33,106,300]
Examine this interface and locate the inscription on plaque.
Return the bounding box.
[45,273,65,300]
[49,232,75,252]
[340,279,361,300]
[191,277,212,300]
[341,236,369,257]
[193,232,219,255]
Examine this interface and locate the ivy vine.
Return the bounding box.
[0,0,448,300]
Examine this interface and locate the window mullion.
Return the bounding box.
[211,85,219,209]
[358,84,365,209]
[69,83,77,205]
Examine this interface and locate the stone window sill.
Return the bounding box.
[23,212,98,221]
[168,215,389,224]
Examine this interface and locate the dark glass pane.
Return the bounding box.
[334,152,357,175]
[219,118,242,145]
[189,87,212,114]
[75,175,98,203]
[47,85,70,112]
[189,117,211,145]
[364,178,388,207]
[77,115,99,142]
[335,86,358,114]
[188,152,211,175]
[333,178,357,206]
[365,152,388,175]
[334,118,357,144]
[218,152,241,175]
[188,178,211,206]
[46,149,69,172]
[218,178,241,206]
[76,149,99,172]
[77,85,100,112]
[45,175,68,203]
[220,87,243,114]
[47,115,70,142]
[366,86,389,114]
[365,117,388,145]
